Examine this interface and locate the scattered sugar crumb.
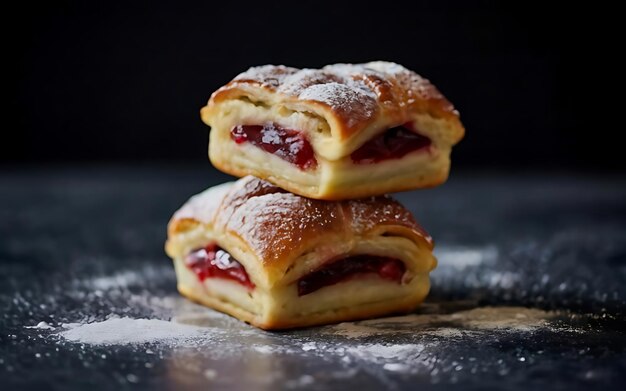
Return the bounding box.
[60,322,82,329]
[253,345,275,354]
[25,321,54,330]
[203,369,218,379]
[435,246,498,269]
[90,271,142,290]
[286,374,315,388]
[384,363,412,372]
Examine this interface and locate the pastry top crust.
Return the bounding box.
[168,176,433,273]
[202,61,463,141]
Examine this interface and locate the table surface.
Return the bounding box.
[1,167,625,390]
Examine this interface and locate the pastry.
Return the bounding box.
[165,176,436,330]
[200,61,464,200]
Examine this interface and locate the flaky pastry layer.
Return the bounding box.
[165,176,436,329]
[200,62,464,199]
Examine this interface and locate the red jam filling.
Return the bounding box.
[351,123,431,164]
[185,244,255,290]
[231,124,317,170]
[297,256,406,296]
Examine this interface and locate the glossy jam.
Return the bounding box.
[185,244,255,290]
[351,124,431,164]
[231,124,317,170]
[297,255,406,296]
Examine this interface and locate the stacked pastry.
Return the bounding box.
[165,62,464,329]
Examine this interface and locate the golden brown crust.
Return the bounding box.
[167,176,432,273]
[202,61,463,141]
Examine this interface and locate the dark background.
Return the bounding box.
[6,1,621,170]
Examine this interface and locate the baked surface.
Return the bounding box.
[165,176,436,329]
[201,61,464,199]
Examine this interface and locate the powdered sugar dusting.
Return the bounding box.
[211,61,458,138]
[298,82,377,127]
[233,64,298,88]
[24,264,590,387]
[363,61,408,75]
[435,246,498,269]
[89,270,145,290]
[253,345,277,354]
[48,303,579,378]
[348,342,426,360]
[213,176,281,229]
[226,190,342,263]
[348,196,412,232]
[277,69,341,96]
[173,182,233,225]
[25,321,54,330]
[347,196,431,245]
[58,317,211,346]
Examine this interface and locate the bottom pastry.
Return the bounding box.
[165,176,436,330]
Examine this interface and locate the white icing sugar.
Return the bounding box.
[234,64,297,87]
[229,62,431,122]
[58,317,211,346]
[227,192,339,260]
[298,82,377,125]
[359,61,408,76]
[213,176,280,229]
[25,321,54,330]
[89,270,144,290]
[173,182,233,224]
[347,343,426,360]
[277,69,340,96]
[34,266,583,382]
[220,61,454,130]
[435,246,498,269]
[348,196,414,233]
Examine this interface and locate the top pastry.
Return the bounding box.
[201,61,464,200]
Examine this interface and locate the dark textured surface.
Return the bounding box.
[1,167,625,390]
